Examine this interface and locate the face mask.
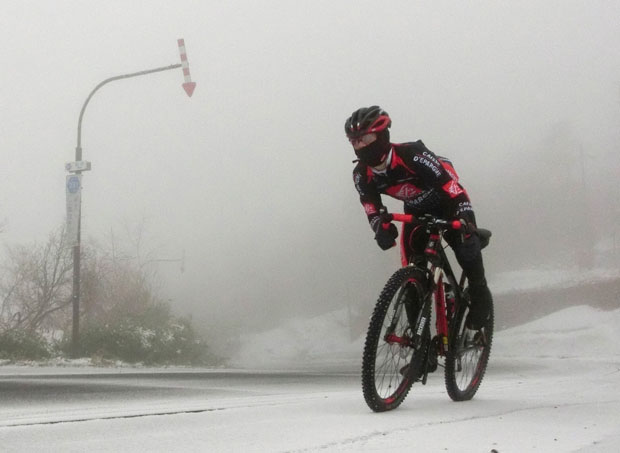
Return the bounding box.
[354,132,390,166]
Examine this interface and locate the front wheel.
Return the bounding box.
[361,266,429,412]
[444,299,494,401]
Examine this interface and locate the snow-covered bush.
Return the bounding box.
[61,303,213,365]
[0,329,52,360]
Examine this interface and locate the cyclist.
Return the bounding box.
[346,105,492,330]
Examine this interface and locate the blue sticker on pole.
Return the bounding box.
[67,175,81,193]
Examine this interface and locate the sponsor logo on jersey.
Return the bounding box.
[387,183,421,201]
[442,180,464,198]
[456,201,473,214]
[422,151,440,165]
[413,154,442,177]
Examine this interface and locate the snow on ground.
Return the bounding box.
[1,304,619,452]
[209,305,620,452]
[491,266,620,294]
[2,268,619,452]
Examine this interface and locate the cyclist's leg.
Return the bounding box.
[445,231,492,329]
[401,221,427,267]
[400,221,428,326]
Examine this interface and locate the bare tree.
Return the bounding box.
[80,219,165,325]
[0,218,169,333]
[80,245,156,323]
[0,225,73,333]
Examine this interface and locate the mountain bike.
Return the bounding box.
[361,210,493,412]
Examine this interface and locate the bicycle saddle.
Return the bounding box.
[477,229,492,249]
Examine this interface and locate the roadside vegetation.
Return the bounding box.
[0,224,216,366]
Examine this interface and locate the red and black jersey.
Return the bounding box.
[352,140,474,232]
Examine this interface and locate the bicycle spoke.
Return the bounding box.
[362,267,429,411]
[375,319,412,398]
[445,313,493,401]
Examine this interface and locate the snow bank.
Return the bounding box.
[491,266,620,294]
[493,305,620,359]
[231,305,620,369]
[229,308,364,371]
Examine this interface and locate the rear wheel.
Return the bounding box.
[361,267,429,412]
[444,298,494,401]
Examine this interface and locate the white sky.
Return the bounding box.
[1,1,620,336]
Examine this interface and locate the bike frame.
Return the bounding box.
[387,213,467,358]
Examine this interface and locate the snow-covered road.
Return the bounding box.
[1,306,619,452]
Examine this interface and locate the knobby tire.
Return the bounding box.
[361,266,429,412]
[444,299,494,401]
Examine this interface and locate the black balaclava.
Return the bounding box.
[355,130,391,167]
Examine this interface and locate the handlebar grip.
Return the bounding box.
[382,213,413,229]
[391,213,414,223]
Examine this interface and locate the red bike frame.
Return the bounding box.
[382,213,463,358]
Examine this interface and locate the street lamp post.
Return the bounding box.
[67,40,195,356]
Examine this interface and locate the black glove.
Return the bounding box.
[454,219,480,261]
[374,223,398,250]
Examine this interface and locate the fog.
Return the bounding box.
[1,1,619,349]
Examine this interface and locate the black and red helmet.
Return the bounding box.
[344,106,391,139]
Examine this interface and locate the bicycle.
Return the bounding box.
[361,210,493,412]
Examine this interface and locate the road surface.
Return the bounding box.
[1,355,618,452]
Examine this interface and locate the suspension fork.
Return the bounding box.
[384,281,418,344]
[424,229,449,355]
[392,276,427,349]
[386,291,406,335]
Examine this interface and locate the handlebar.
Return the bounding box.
[380,209,464,232]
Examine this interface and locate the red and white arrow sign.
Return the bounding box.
[178,39,196,97]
